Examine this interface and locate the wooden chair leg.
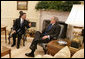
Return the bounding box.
[9,49,11,58]
[23,39,25,46]
[8,37,10,44]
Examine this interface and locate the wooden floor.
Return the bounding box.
[1,31,44,58]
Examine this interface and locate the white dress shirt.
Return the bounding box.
[20,18,24,24]
[20,18,24,27]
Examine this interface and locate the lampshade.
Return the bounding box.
[65,4,84,27]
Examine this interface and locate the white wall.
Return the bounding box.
[1,1,40,31]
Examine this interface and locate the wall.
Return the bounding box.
[1,1,40,31]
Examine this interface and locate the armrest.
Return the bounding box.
[10,27,14,31]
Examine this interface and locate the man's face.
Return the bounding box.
[50,17,56,24]
[22,14,26,19]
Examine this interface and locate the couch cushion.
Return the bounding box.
[54,46,70,58]
[34,55,42,58]
[35,54,54,58]
[72,49,84,58]
[42,54,54,58]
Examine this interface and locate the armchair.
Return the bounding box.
[8,27,28,46]
[8,20,28,46]
[38,20,68,54]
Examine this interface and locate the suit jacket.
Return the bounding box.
[13,18,30,34]
[42,23,61,40]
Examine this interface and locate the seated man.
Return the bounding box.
[25,16,61,57]
[11,12,31,49]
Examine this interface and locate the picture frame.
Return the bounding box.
[17,1,28,10]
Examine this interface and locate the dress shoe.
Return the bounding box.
[43,49,47,54]
[25,53,34,57]
[11,44,15,47]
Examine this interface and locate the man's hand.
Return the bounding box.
[12,30,16,34]
[29,23,31,27]
[42,36,48,40]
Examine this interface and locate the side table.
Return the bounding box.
[47,39,79,56]
[1,46,11,58]
[1,26,7,43]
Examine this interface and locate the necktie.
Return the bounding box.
[46,24,52,31]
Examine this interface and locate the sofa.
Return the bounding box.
[35,46,84,58]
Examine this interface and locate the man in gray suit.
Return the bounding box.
[25,16,61,57]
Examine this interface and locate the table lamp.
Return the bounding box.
[65,4,84,48]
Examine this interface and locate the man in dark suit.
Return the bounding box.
[25,17,61,57]
[11,13,31,49]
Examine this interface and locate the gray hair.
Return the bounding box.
[53,16,59,23]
